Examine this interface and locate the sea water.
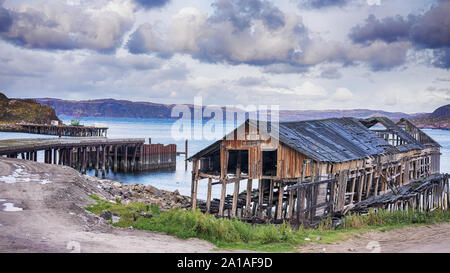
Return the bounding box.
[0,117,449,199]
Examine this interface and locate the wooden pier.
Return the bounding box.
[0,137,177,176]
[19,123,108,137]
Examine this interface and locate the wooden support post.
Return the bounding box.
[139,144,144,171]
[68,148,73,167]
[267,180,274,218]
[191,159,199,211]
[95,146,100,177]
[336,170,348,212]
[288,189,294,219]
[82,147,87,174]
[258,179,264,219]
[296,188,305,225]
[231,150,242,217]
[206,178,212,213]
[245,179,252,217]
[185,139,188,171]
[358,170,365,202]
[58,149,62,165]
[219,180,227,216]
[276,183,284,220]
[102,145,106,178]
[231,179,240,218]
[131,145,137,172]
[123,145,128,172]
[349,173,357,205]
[365,168,374,198]
[114,145,118,174]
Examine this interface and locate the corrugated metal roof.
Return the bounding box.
[189,117,430,163]
[272,118,398,163]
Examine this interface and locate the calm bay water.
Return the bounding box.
[0,117,449,199]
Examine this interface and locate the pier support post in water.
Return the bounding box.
[101,145,106,178]
[95,146,99,177]
[123,145,128,173]
[113,145,118,174]
[82,147,87,174]
[185,139,188,171]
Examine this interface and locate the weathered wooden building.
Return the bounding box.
[188,117,442,224]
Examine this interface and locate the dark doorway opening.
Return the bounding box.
[227,150,249,175]
[262,150,277,176]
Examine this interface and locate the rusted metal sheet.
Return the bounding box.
[274,118,399,163]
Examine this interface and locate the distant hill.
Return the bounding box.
[429,104,450,118]
[35,97,419,121]
[412,104,450,130]
[0,93,59,124]
[35,98,175,119]
[279,109,417,122]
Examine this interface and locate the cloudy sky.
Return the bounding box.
[0,0,449,113]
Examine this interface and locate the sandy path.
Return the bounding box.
[298,222,450,253]
[0,158,217,253]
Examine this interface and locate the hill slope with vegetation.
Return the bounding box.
[412,104,450,130]
[35,97,419,121]
[0,93,59,124]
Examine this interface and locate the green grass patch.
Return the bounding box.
[86,195,450,252]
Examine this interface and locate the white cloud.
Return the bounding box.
[0,0,136,52]
[332,87,353,101]
[367,0,381,6]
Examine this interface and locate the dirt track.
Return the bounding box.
[0,158,217,253]
[298,222,450,253]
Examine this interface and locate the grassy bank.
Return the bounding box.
[86,195,450,252]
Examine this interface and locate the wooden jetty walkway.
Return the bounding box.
[20,123,108,137]
[0,137,178,176]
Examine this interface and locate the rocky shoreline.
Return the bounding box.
[83,175,192,211]
[414,122,450,131]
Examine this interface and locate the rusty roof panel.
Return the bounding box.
[189,117,431,163]
[275,118,398,163]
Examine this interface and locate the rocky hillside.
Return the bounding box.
[0,93,60,124]
[36,98,175,119]
[430,104,450,118]
[412,104,450,130]
[35,97,418,121]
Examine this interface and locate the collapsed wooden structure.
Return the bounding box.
[0,137,176,176]
[352,173,449,213]
[188,117,442,225]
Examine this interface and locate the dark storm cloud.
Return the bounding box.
[0,6,12,33]
[298,0,351,9]
[349,14,416,44]
[349,1,450,68]
[133,0,171,10]
[210,0,285,30]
